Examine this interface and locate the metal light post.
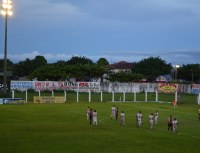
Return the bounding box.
[191,69,193,83]
[1,0,13,93]
[174,65,180,83]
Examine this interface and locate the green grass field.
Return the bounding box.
[0,97,200,153]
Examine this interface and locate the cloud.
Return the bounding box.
[1,48,199,65]
[0,51,70,63]
[0,51,87,63]
[15,0,86,22]
[104,48,200,64]
[14,0,200,25]
[74,0,200,23]
[6,51,40,62]
[163,49,200,64]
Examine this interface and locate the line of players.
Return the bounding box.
[112,105,178,132]
[87,107,98,125]
[87,105,178,133]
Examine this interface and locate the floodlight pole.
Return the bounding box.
[3,14,8,93]
[1,0,13,93]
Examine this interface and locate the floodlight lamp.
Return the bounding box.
[1,0,13,16]
[8,0,12,4]
[2,3,7,9]
[1,10,6,16]
[2,0,12,4]
[7,4,12,10]
[7,10,12,16]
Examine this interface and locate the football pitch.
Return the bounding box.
[0,101,199,153]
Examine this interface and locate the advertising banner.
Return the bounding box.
[10,81,33,90]
[11,81,100,92]
[78,82,100,92]
[157,83,178,93]
[191,84,200,94]
[60,82,78,90]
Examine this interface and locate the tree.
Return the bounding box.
[96,58,109,82]
[32,56,47,69]
[64,65,106,81]
[29,64,106,81]
[13,58,33,77]
[12,56,47,77]
[0,59,13,72]
[66,56,94,65]
[29,64,67,81]
[133,57,172,82]
[96,58,109,67]
[108,72,144,82]
[55,60,66,67]
[178,64,200,83]
[0,59,15,83]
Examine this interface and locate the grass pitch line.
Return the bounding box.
[157,127,200,139]
[180,133,200,139]
[67,110,200,139]
[133,105,197,115]
[69,111,84,115]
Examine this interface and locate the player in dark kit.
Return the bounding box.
[115,107,119,120]
[168,115,173,131]
[198,107,200,121]
[89,109,93,125]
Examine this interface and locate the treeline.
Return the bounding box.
[0,56,200,83]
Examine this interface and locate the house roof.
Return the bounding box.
[108,61,134,70]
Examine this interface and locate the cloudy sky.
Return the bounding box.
[0,0,200,64]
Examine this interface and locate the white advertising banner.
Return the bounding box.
[10,81,33,90]
[11,81,100,92]
[78,82,100,92]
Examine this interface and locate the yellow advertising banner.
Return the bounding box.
[34,96,65,103]
[157,83,178,93]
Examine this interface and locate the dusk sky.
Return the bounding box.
[0,0,200,64]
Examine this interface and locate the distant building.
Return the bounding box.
[156,75,167,83]
[107,61,134,73]
[156,75,172,83]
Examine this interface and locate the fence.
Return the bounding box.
[7,81,200,104]
[10,81,196,93]
[10,90,182,103]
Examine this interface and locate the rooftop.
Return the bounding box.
[108,61,134,70]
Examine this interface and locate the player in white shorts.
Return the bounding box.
[136,111,143,127]
[93,110,98,125]
[111,105,116,119]
[120,111,125,126]
[154,110,159,125]
[149,113,154,129]
[172,118,178,133]
[86,107,90,120]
